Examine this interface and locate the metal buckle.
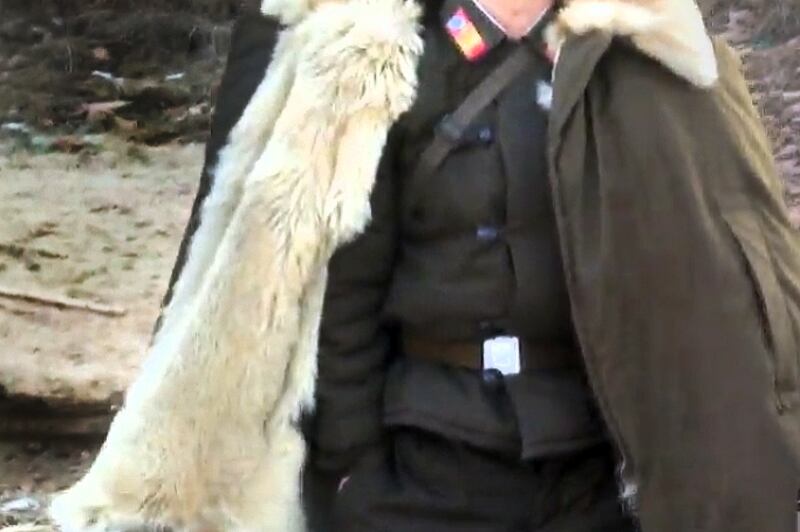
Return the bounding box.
[482,336,521,376]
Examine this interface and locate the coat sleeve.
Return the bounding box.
[159,12,282,314]
[305,133,400,472]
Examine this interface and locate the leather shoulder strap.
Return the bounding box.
[408,45,532,192]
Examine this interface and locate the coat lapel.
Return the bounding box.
[547,31,612,150]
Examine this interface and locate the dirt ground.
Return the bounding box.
[0,139,201,528]
[0,439,98,530]
[0,139,201,408]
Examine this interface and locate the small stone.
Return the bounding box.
[0,496,40,513]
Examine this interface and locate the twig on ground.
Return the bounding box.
[0,286,126,317]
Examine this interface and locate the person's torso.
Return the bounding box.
[380,0,606,459]
[384,0,572,344]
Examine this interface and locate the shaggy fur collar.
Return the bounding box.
[552,0,718,87]
[262,0,718,88]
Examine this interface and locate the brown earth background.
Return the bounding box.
[0,0,799,529]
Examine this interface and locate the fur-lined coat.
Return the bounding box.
[50,0,800,531]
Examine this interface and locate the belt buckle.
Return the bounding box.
[482,336,521,376]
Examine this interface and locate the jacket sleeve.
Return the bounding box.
[305,132,400,472]
[160,12,282,313]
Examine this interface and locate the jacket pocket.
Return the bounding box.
[723,210,800,409]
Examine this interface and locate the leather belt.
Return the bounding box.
[402,333,581,372]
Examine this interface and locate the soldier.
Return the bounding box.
[165,0,800,530]
[303,0,630,529]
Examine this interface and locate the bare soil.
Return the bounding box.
[0,139,201,529]
[0,139,201,408]
[0,440,99,529]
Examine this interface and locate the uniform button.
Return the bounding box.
[476,225,501,241]
[478,126,493,143]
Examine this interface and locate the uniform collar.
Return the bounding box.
[440,0,554,62]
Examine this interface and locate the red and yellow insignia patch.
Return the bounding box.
[445,7,488,61]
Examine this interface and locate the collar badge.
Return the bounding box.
[446,7,488,61]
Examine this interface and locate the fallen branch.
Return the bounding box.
[0,286,126,317]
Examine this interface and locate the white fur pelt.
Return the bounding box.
[48,0,422,530]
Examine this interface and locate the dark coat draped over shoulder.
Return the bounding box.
[550,26,800,532]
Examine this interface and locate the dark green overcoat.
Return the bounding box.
[551,34,800,531]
